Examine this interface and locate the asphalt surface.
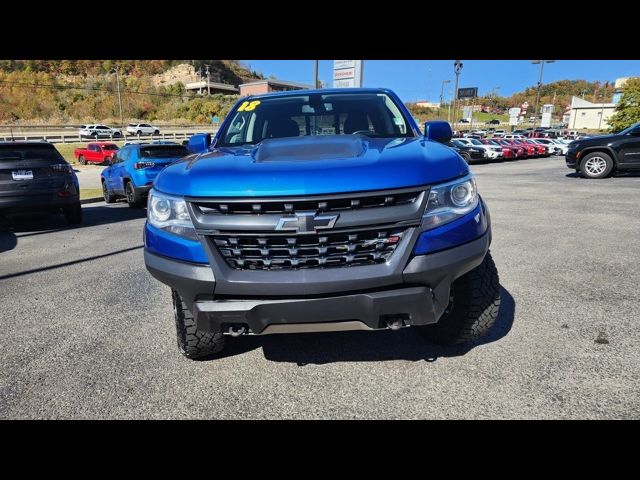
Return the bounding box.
[1,156,639,419]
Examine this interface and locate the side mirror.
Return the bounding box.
[187,133,212,154]
[424,121,453,143]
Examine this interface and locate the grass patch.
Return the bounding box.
[80,188,103,200]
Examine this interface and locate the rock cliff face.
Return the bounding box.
[152,63,199,87]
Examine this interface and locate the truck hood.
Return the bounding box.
[154,135,468,197]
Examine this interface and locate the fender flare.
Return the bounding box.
[578,146,619,167]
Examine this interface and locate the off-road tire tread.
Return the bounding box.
[172,289,225,359]
[418,251,501,345]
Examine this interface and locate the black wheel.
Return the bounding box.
[113,131,122,138]
[63,202,82,225]
[416,251,500,345]
[172,289,226,359]
[102,181,115,204]
[154,130,160,136]
[103,156,111,165]
[136,130,142,137]
[124,181,143,208]
[580,151,614,179]
[460,152,471,164]
[93,132,99,139]
[78,155,86,165]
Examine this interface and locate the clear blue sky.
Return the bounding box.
[241,60,640,101]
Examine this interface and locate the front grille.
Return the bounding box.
[212,228,407,270]
[192,190,421,215]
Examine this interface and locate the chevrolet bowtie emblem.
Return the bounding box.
[275,212,339,233]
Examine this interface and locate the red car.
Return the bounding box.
[495,139,527,158]
[481,139,515,160]
[521,139,549,157]
[511,139,538,157]
[74,142,119,165]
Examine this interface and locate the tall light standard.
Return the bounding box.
[314,60,319,88]
[452,60,463,127]
[531,60,555,129]
[112,68,124,128]
[440,79,451,120]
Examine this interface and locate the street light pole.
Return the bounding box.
[314,60,319,88]
[453,60,463,129]
[531,60,555,130]
[440,79,450,120]
[113,68,124,128]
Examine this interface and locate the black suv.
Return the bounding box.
[566,122,640,179]
[0,142,81,224]
[446,140,484,163]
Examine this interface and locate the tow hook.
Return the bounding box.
[383,314,410,331]
[228,326,246,337]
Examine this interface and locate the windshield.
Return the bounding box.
[217,91,413,146]
[139,145,188,158]
[0,144,65,163]
[469,139,483,146]
[452,140,466,148]
[618,122,640,135]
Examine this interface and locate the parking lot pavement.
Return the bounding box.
[74,165,103,189]
[1,156,639,419]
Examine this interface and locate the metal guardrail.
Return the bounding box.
[0,130,220,144]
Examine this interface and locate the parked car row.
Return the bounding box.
[78,123,162,139]
[446,137,557,163]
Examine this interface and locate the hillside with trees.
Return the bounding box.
[0,61,262,124]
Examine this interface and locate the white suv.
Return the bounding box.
[126,123,161,136]
[79,124,122,138]
[456,138,503,159]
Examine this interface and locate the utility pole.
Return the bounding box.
[314,60,319,88]
[453,60,463,129]
[205,64,211,95]
[531,60,555,130]
[440,79,451,120]
[113,67,124,128]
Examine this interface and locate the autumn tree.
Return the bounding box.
[607,78,640,132]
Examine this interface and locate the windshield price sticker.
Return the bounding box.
[237,100,261,112]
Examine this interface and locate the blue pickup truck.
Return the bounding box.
[144,88,501,359]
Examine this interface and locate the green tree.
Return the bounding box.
[608,78,640,132]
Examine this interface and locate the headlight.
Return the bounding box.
[147,189,197,240]
[422,174,478,230]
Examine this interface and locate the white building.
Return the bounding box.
[568,96,616,131]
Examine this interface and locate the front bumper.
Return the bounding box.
[566,150,579,168]
[145,229,491,335]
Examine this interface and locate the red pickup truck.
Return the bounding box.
[74,142,119,165]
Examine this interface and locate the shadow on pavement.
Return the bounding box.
[0,203,146,255]
[566,171,640,179]
[205,286,516,365]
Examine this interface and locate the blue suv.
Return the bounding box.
[144,88,501,359]
[101,142,188,207]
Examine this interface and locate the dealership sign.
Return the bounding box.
[457,87,478,99]
[333,60,363,88]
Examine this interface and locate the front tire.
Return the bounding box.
[460,152,471,164]
[125,181,143,208]
[416,251,500,345]
[172,289,226,360]
[63,202,82,225]
[580,152,614,179]
[102,181,115,204]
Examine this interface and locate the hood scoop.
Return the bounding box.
[253,135,366,163]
